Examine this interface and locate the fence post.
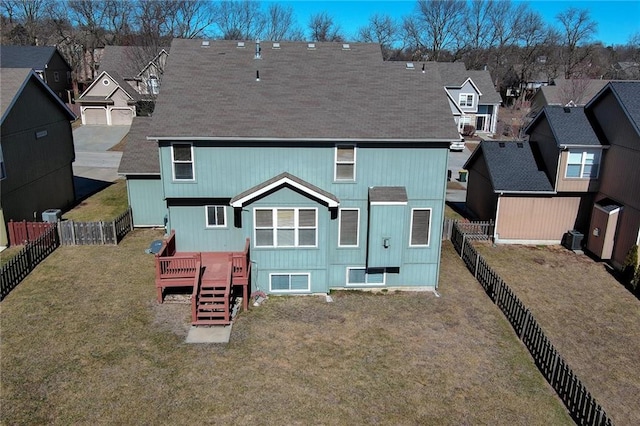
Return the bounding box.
[70,220,76,245]
[474,252,480,278]
[128,207,134,231]
[112,219,117,244]
[461,234,466,259]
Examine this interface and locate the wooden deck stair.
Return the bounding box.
[191,254,234,326]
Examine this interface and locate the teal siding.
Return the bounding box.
[160,142,448,293]
[368,204,405,268]
[127,178,166,226]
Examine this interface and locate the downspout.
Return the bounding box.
[494,193,502,243]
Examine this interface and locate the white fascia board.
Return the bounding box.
[231,177,339,208]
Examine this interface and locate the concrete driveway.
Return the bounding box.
[72,125,130,200]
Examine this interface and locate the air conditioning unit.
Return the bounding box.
[42,209,62,223]
[562,230,584,251]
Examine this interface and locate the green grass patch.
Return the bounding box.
[0,234,572,425]
[63,179,129,222]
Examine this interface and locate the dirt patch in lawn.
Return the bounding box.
[475,242,640,425]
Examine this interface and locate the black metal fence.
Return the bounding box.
[450,221,614,426]
[1,224,60,301]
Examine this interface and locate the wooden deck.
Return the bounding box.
[155,231,251,325]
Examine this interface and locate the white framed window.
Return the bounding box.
[148,75,159,95]
[335,145,356,181]
[566,150,600,179]
[171,143,194,181]
[410,208,432,247]
[346,267,385,286]
[254,208,317,247]
[459,94,474,107]
[205,205,226,228]
[270,273,310,292]
[338,208,359,247]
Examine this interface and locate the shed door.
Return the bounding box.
[110,108,133,125]
[83,107,107,125]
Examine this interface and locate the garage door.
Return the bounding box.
[110,108,134,125]
[83,108,107,125]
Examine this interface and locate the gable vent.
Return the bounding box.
[406,62,415,70]
[201,40,210,47]
[237,41,245,48]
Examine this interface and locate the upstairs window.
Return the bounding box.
[335,145,356,181]
[172,143,194,181]
[255,208,317,247]
[148,75,159,95]
[566,150,600,179]
[459,94,474,107]
[205,205,226,227]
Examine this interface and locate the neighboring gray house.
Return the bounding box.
[0,45,73,102]
[529,78,610,116]
[0,68,76,247]
[433,62,501,135]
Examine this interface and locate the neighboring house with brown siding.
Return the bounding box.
[464,105,604,244]
[584,81,640,268]
[0,68,76,247]
[0,45,73,102]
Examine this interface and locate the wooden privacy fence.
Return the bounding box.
[58,208,133,245]
[1,224,60,301]
[450,221,614,426]
[7,220,55,246]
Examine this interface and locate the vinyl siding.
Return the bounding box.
[556,150,601,193]
[127,177,166,226]
[466,153,498,220]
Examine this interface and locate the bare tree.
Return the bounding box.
[308,11,343,42]
[461,0,496,68]
[103,0,134,45]
[409,0,466,61]
[357,13,399,59]
[170,0,216,39]
[263,3,302,41]
[213,0,265,40]
[556,8,597,78]
[513,10,553,101]
[1,0,48,44]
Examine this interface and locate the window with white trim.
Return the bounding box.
[205,205,226,227]
[338,208,359,247]
[270,273,310,292]
[459,94,474,107]
[335,145,356,181]
[346,267,385,285]
[566,150,600,179]
[410,208,432,246]
[255,208,317,247]
[172,143,194,180]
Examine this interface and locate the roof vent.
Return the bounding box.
[422,63,425,73]
[406,62,415,70]
[517,142,524,148]
[201,40,210,47]
[499,142,506,148]
[272,42,281,49]
[307,43,316,50]
[342,43,350,50]
[237,41,245,48]
[255,39,261,59]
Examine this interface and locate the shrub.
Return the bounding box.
[622,245,639,290]
[462,124,476,137]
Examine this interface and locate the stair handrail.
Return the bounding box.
[190,259,202,324]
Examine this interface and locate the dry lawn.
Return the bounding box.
[475,243,640,426]
[0,232,571,425]
[63,179,129,222]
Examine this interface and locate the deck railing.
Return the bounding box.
[231,238,250,280]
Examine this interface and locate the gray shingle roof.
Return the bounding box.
[98,45,167,79]
[535,106,602,146]
[434,62,502,104]
[149,39,459,141]
[607,81,640,135]
[118,116,159,175]
[79,70,141,102]
[369,186,408,203]
[1,68,75,123]
[0,45,57,69]
[538,78,610,106]
[465,141,554,193]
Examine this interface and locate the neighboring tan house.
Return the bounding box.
[122,39,460,298]
[584,81,640,268]
[464,105,604,244]
[0,45,73,102]
[433,62,501,135]
[76,46,169,126]
[0,68,76,247]
[529,78,610,116]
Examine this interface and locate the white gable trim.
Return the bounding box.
[231,176,339,208]
[461,77,483,96]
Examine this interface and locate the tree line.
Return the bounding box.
[2,0,639,99]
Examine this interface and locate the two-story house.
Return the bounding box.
[464,105,604,244]
[464,81,640,271]
[434,62,501,136]
[76,46,169,125]
[0,68,76,247]
[0,45,73,102]
[121,39,459,300]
